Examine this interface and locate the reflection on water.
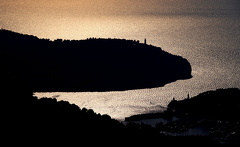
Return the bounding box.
[35,89,171,121]
[28,0,240,120]
[35,13,240,120]
[127,117,179,127]
[162,127,210,136]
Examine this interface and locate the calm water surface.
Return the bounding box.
[35,14,240,120]
[8,0,238,120]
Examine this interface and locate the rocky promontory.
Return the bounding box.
[0,29,192,92]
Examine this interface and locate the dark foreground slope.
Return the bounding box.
[1,69,219,146]
[168,88,240,119]
[0,29,192,92]
[126,88,240,146]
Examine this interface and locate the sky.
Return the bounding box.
[1,0,240,121]
[2,0,239,16]
[1,0,239,39]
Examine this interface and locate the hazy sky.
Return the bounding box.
[1,0,239,39]
[1,0,239,15]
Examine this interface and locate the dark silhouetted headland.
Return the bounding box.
[1,67,220,146]
[125,88,240,145]
[167,88,240,119]
[0,29,192,92]
[2,29,239,145]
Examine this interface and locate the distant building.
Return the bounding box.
[144,38,147,44]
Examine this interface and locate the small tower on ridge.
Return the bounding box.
[144,38,147,44]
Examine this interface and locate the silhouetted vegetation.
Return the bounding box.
[1,56,234,145]
[126,88,240,146]
[168,88,240,120]
[1,73,222,145]
[0,29,192,92]
[0,66,154,145]
[2,29,237,146]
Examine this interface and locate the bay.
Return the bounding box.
[5,0,237,121]
[35,14,240,121]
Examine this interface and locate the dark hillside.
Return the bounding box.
[0,29,192,92]
[168,88,240,119]
[0,68,219,146]
[125,88,240,145]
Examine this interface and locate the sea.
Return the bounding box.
[5,0,238,121]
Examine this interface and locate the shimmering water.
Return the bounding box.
[35,14,240,120]
[3,0,239,120]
